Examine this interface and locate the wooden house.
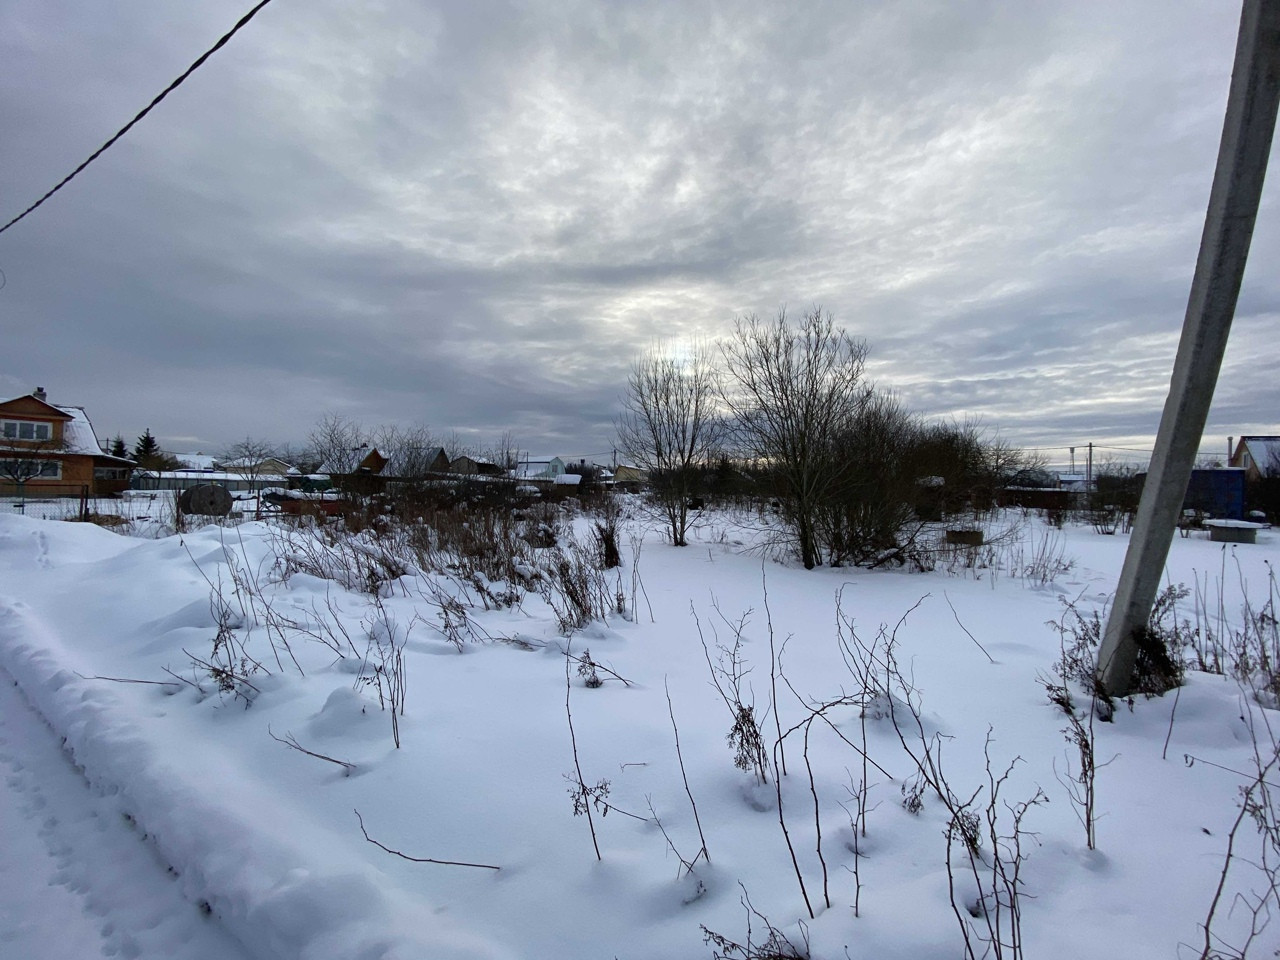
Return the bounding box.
[0,388,134,497]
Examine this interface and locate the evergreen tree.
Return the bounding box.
[109,435,128,459]
[134,429,162,469]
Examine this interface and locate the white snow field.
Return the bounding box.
[0,505,1277,959]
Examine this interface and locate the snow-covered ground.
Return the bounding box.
[0,669,254,959]
[1,505,1277,959]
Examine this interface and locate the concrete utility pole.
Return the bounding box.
[1099,0,1280,696]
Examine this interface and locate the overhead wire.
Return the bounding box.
[0,0,277,237]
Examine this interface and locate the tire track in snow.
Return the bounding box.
[0,668,254,960]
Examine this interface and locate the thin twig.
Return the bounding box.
[268,726,355,775]
[646,797,696,879]
[566,652,602,860]
[1185,753,1280,790]
[666,678,710,867]
[943,591,995,664]
[1162,681,1183,762]
[802,719,831,909]
[161,666,205,692]
[772,737,815,919]
[76,672,180,688]
[763,567,788,777]
[354,809,499,870]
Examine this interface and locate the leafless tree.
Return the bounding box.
[221,436,280,490]
[485,431,524,475]
[720,307,871,569]
[371,423,444,479]
[616,342,722,546]
[0,432,67,495]
[276,441,321,476]
[307,414,369,475]
[440,429,475,463]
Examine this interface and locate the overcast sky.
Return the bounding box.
[1,1,1276,465]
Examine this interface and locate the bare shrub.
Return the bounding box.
[535,527,616,634]
[592,495,623,569]
[356,597,411,748]
[693,601,769,784]
[701,885,810,960]
[1040,647,1110,851]
[1228,565,1280,707]
[945,734,1047,960]
[1192,695,1280,959]
[1049,585,1191,718]
[188,579,263,705]
[575,648,603,688]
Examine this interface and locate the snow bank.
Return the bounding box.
[0,516,511,960]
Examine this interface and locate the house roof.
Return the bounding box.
[53,405,113,457]
[176,453,218,470]
[219,455,295,472]
[1239,436,1280,471]
[357,448,389,474]
[315,448,389,475]
[0,393,74,421]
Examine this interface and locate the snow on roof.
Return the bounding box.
[136,470,290,483]
[513,459,565,480]
[176,453,218,470]
[52,405,108,457]
[1242,437,1280,471]
[219,455,295,471]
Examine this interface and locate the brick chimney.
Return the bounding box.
[33,386,47,402]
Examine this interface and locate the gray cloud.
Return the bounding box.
[0,0,1274,465]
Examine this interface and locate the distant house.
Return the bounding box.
[310,447,393,495]
[175,452,218,471]
[384,446,449,477]
[0,387,134,497]
[612,464,649,485]
[317,447,388,477]
[1230,436,1280,483]
[513,456,566,481]
[132,469,288,494]
[412,447,451,476]
[218,455,296,477]
[449,455,503,476]
[355,448,389,476]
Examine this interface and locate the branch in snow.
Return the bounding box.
[354,809,500,870]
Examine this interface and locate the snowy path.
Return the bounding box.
[0,667,254,960]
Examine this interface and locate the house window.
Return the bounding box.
[0,459,61,479]
[1,419,53,441]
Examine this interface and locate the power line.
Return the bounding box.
[0,0,276,237]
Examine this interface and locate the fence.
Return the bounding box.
[0,483,94,519]
[0,487,175,523]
